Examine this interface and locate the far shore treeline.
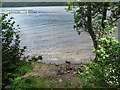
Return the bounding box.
[2,2,68,7]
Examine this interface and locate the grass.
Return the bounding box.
[6,76,58,89]
[17,61,33,76]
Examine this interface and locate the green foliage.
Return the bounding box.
[2,14,43,89]
[65,79,72,88]
[67,2,120,49]
[5,76,57,89]
[67,3,120,87]
[17,61,32,76]
[76,22,120,88]
[5,76,37,89]
[67,2,120,33]
[31,55,42,62]
[1,14,33,88]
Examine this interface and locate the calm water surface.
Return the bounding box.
[2,6,94,64]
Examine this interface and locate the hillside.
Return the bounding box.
[2,2,68,7]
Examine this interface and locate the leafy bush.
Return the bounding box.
[1,14,33,89]
[5,76,56,89]
[5,76,37,89]
[77,21,120,88]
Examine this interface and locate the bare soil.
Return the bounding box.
[23,62,86,88]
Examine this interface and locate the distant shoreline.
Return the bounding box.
[1,2,68,7]
[1,6,68,14]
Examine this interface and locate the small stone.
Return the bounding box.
[69,67,72,70]
[65,61,71,64]
[38,55,42,60]
[67,71,70,73]
[59,79,63,82]
[55,64,59,67]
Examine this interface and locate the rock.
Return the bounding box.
[58,79,63,82]
[65,61,71,64]
[57,69,64,75]
[38,55,42,60]
[67,71,70,73]
[55,64,59,67]
[72,67,78,71]
[69,67,72,70]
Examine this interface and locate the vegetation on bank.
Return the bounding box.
[77,21,120,88]
[5,62,83,89]
[67,2,120,88]
[2,2,67,7]
[1,14,41,89]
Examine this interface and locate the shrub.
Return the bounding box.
[1,14,32,89]
[77,21,120,88]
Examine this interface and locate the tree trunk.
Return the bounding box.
[87,3,99,61]
[87,3,97,49]
[98,3,107,39]
[101,3,107,29]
